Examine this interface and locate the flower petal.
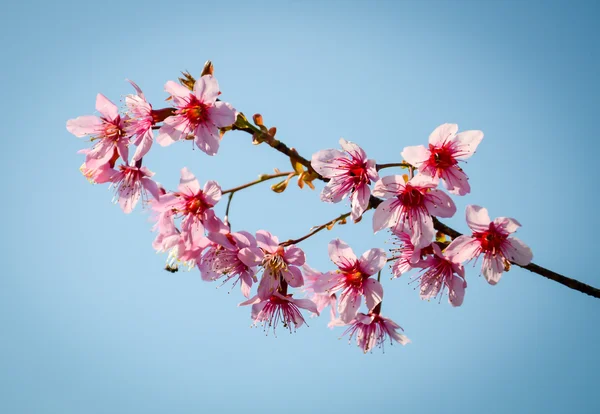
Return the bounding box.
[66,115,102,137]
[358,248,386,276]
[466,205,491,233]
[328,239,357,270]
[401,145,430,168]
[363,278,384,311]
[429,123,458,146]
[503,237,533,266]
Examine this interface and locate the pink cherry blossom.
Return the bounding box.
[153,167,225,242]
[239,292,318,335]
[109,164,160,214]
[340,312,410,353]
[156,75,236,156]
[78,149,117,184]
[314,239,386,323]
[302,265,338,325]
[311,139,379,221]
[401,123,483,195]
[372,174,456,249]
[124,80,155,163]
[417,244,466,307]
[445,205,533,285]
[67,93,129,168]
[199,231,264,298]
[254,231,305,300]
[389,231,425,277]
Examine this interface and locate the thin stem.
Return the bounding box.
[376,162,412,171]
[224,192,234,228]
[280,212,351,246]
[222,172,295,195]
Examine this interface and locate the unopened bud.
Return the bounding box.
[201,60,214,77]
[253,114,264,126]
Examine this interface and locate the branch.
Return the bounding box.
[234,113,600,299]
[280,212,351,247]
[221,171,295,195]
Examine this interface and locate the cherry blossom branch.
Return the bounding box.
[221,171,296,195]
[280,212,351,247]
[233,114,600,299]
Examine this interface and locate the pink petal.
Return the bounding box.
[365,159,379,182]
[292,298,319,315]
[363,279,384,311]
[179,167,201,194]
[372,198,401,233]
[194,75,220,105]
[256,230,278,252]
[445,235,480,264]
[311,149,346,177]
[466,205,491,233]
[328,239,357,269]
[141,178,160,200]
[257,268,279,300]
[208,102,236,128]
[283,246,305,266]
[372,175,405,198]
[481,254,505,285]
[338,290,361,323]
[350,183,370,221]
[164,80,191,102]
[126,79,145,100]
[358,248,386,276]
[401,145,430,168]
[232,231,256,249]
[448,275,466,307]
[428,123,458,146]
[320,179,349,203]
[238,247,264,267]
[502,237,533,266]
[194,123,220,156]
[202,180,222,205]
[402,212,434,250]
[441,166,471,196]
[493,217,522,235]
[283,266,304,288]
[454,130,484,159]
[95,93,119,121]
[339,138,366,161]
[238,295,262,307]
[424,189,456,218]
[131,129,154,162]
[66,115,102,137]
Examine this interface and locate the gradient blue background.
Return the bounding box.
[2,0,599,412]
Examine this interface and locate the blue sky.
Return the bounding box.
[1,0,599,413]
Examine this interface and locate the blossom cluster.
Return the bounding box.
[67,65,533,353]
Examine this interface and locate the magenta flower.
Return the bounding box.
[401,123,483,196]
[389,231,425,278]
[445,205,533,285]
[156,75,236,156]
[153,167,225,242]
[124,80,155,163]
[239,292,318,335]
[314,239,386,323]
[200,231,264,298]
[253,231,305,300]
[109,164,160,214]
[67,93,129,168]
[372,174,456,249]
[340,312,410,353]
[417,244,466,307]
[311,139,379,221]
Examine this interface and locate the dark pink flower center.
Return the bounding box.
[474,224,507,254]
[180,95,209,126]
[428,144,457,170]
[398,185,424,207]
[184,193,210,215]
[343,267,366,287]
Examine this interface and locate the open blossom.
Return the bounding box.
[124,80,156,163]
[252,231,305,300]
[389,231,425,277]
[401,123,483,196]
[339,312,410,353]
[153,167,225,242]
[311,139,379,221]
[372,174,456,249]
[417,244,466,307]
[239,292,318,335]
[314,239,386,323]
[199,231,264,298]
[67,93,129,168]
[109,164,160,213]
[445,205,533,285]
[156,75,236,156]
